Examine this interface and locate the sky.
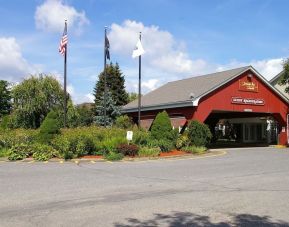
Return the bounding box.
[0,0,289,104]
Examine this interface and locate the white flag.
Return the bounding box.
[132,39,145,58]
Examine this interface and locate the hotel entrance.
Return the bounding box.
[205,111,279,146]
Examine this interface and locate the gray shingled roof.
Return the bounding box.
[269,70,283,84]
[123,66,251,112]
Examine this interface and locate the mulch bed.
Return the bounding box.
[81,155,103,159]
[80,150,188,159]
[159,150,187,157]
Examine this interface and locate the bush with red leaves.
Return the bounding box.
[116,143,139,156]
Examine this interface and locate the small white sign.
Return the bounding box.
[126,131,133,141]
[282,127,286,132]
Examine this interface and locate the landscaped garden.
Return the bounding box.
[0,111,212,162]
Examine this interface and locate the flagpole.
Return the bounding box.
[138,32,142,128]
[64,20,67,128]
[104,26,107,127]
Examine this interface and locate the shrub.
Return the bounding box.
[105,152,124,161]
[8,143,35,161]
[150,111,174,141]
[8,143,58,161]
[115,115,133,129]
[0,129,38,149]
[138,147,160,157]
[50,135,71,159]
[50,126,127,158]
[176,134,190,149]
[157,140,174,152]
[75,135,96,157]
[187,120,212,146]
[32,144,58,161]
[132,130,151,146]
[181,146,207,154]
[0,147,10,157]
[100,137,127,154]
[116,143,139,156]
[147,139,174,152]
[38,110,61,144]
[0,115,10,130]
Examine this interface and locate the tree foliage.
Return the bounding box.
[278,58,289,93]
[150,111,174,141]
[0,80,12,118]
[12,75,64,128]
[128,92,138,103]
[94,63,129,107]
[187,120,212,147]
[114,115,133,129]
[75,104,94,127]
[94,90,121,126]
[37,110,61,144]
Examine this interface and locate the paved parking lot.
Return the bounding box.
[0,147,289,226]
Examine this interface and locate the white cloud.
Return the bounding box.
[250,58,283,80]
[67,84,74,96]
[142,79,159,91]
[35,0,89,33]
[216,58,284,80]
[109,20,206,75]
[110,20,285,95]
[0,37,40,82]
[72,93,94,105]
[85,93,94,103]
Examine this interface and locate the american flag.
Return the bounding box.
[59,22,68,56]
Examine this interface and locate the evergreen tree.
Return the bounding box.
[94,63,129,107]
[150,111,174,141]
[94,90,121,126]
[37,110,61,144]
[0,80,12,118]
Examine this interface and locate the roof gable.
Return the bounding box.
[123,66,250,111]
[123,66,289,112]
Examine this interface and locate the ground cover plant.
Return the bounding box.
[181,146,207,154]
[138,147,160,157]
[0,116,212,161]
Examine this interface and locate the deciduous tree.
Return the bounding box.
[0,80,12,118]
[12,75,64,128]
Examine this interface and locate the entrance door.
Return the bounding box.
[243,123,265,143]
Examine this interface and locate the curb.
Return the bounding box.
[0,150,227,163]
[269,145,287,149]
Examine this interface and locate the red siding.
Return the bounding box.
[127,69,289,145]
[193,70,289,145]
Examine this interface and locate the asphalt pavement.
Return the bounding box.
[0,147,289,227]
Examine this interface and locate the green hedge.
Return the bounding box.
[187,120,212,147]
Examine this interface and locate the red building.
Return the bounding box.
[122,66,289,145]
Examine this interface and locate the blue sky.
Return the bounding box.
[0,0,289,103]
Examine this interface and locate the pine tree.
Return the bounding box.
[94,90,121,126]
[0,80,12,118]
[94,63,129,107]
